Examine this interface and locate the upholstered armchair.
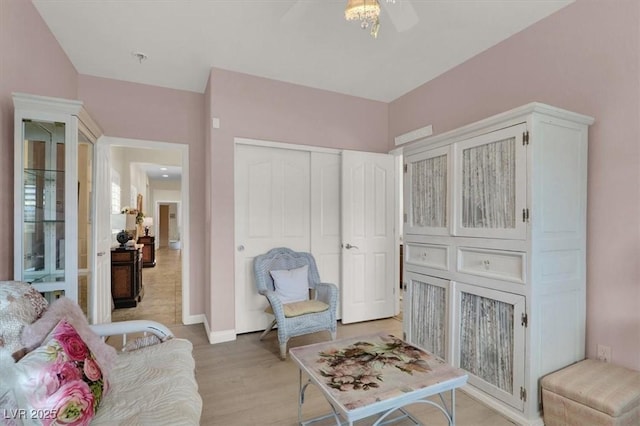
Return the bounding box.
[254,247,338,359]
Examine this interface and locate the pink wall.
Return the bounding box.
[77,75,206,316]
[389,0,640,370]
[208,68,389,332]
[0,0,78,279]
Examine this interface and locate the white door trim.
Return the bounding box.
[389,147,403,317]
[99,136,193,324]
[235,137,341,155]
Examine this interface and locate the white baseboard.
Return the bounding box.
[202,316,236,344]
[182,313,205,325]
[208,329,236,344]
[460,385,543,426]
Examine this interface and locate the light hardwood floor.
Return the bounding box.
[110,247,515,425]
[172,319,515,426]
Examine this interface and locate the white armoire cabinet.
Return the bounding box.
[402,103,593,425]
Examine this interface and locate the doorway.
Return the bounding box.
[97,136,190,324]
[156,202,180,249]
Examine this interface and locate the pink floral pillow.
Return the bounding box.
[13,320,108,426]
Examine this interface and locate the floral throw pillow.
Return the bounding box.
[13,319,108,426]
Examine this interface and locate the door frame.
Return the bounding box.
[390,147,403,317]
[97,136,192,324]
[154,201,180,249]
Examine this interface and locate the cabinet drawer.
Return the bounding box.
[404,243,449,271]
[457,247,526,284]
[112,251,134,262]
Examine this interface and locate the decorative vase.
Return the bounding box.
[116,230,131,247]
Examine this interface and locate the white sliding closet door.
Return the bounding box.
[235,144,311,333]
[235,142,395,333]
[310,152,342,318]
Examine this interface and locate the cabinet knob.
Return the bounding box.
[237,245,245,252]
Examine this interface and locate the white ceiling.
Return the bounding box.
[136,163,182,182]
[33,0,572,103]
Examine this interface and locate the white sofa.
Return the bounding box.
[89,321,202,424]
[0,281,202,425]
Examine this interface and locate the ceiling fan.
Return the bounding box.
[282,0,419,39]
[346,0,418,38]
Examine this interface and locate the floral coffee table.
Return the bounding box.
[289,333,468,426]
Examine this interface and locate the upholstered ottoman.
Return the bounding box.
[541,359,640,426]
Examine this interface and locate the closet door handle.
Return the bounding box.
[343,243,359,250]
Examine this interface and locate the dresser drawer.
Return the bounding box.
[457,247,526,284]
[404,243,449,271]
[112,251,134,262]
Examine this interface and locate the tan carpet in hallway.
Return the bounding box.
[111,246,182,325]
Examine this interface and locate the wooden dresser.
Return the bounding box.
[137,235,156,267]
[111,245,143,308]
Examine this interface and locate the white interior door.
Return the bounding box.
[235,144,311,333]
[91,140,112,324]
[341,150,396,324]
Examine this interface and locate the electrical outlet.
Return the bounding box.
[597,344,612,363]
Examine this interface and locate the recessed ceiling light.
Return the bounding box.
[160,167,168,171]
[162,174,169,178]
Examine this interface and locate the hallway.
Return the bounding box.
[111,246,183,325]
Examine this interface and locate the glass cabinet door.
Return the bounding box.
[13,93,88,304]
[77,131,94,316]
[21,120,67,285]
[454,124,527,239]
[404,146,450,236]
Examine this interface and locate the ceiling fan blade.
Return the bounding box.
[380,0,419,33]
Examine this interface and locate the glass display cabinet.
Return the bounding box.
[13,93,101,308]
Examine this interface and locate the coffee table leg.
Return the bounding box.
[451,389,456,425]
[298,370,302,424]
[370,390,457,426]
[437,389,456,425]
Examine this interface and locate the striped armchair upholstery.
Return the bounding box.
[254,247,337,359]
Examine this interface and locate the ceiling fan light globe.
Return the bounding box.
[345,0,381,23]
